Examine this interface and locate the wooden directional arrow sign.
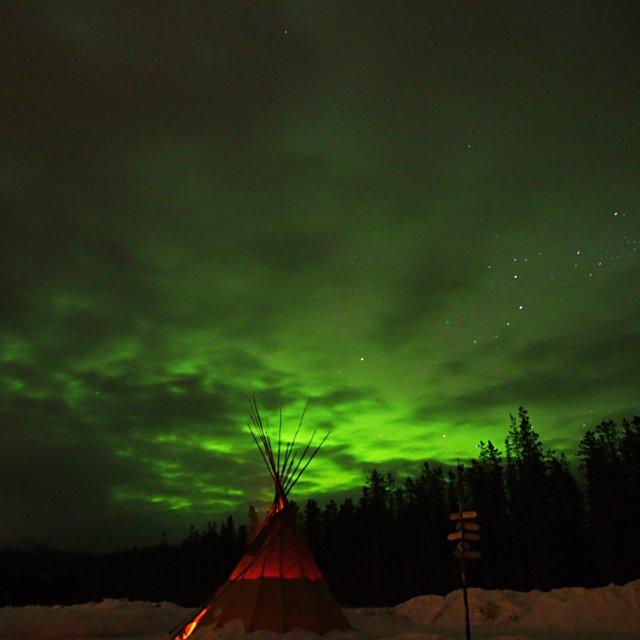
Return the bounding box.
[456,521,480,532]
[447,531,480,542]
[454,549,481,560]
[449,510,478,521]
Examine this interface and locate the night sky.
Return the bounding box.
[1,1,638,552]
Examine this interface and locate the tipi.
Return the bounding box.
[173,400,350,639]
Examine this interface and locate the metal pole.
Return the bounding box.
[461,555,471,640]
[459,503,471,640]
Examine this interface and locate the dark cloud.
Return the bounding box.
[411,316,640,451]
[516,322,640,384]
[248,227,344,273]
[0,429,139,550]
[375,260,480,345]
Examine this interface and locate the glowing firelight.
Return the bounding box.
[176,605,210,640]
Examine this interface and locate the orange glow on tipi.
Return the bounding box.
[171,399,349,638]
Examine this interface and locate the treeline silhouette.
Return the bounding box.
[1,408,638,607]
[309,408,640,604]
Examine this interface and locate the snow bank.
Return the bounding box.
[0,581,638,640]
[0,599,183,639]
[394,580,640,635]
[394,580,640,636]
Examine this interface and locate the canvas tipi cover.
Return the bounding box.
[173,401,350,638]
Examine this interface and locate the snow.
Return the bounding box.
[0,581,638,640]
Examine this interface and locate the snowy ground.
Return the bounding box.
[0,580,638,640]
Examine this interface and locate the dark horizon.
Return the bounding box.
[2,410,638,608]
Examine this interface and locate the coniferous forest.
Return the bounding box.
[1,408,638,607]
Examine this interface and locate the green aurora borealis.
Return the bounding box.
[1,1,639,551]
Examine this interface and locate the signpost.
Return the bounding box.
[447,530,480,542]
[448,506,480,640]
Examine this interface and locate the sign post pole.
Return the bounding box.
[448,506,480,640]
[459,504,471,640]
